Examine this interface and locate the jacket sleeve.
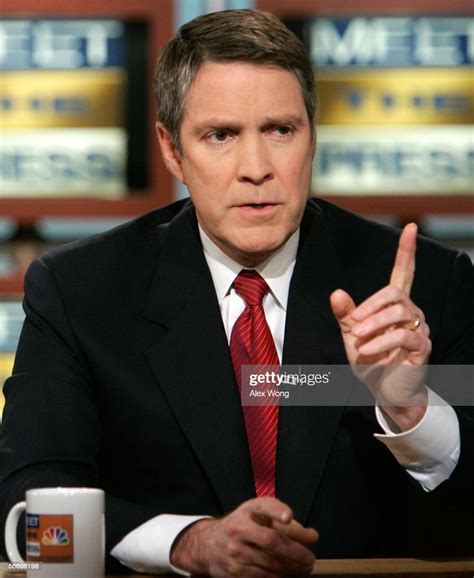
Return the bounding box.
[0,258,159,574]
[417,249,474,554]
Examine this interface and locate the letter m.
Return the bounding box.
[310,18,373,65]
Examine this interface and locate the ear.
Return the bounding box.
[156,122,185,183]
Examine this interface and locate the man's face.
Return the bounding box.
[157,61,316,266]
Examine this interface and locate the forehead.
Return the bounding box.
[182,61,307,124]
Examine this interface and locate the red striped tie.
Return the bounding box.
[230,270,279,497]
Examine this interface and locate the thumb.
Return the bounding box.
[330,289,356,334]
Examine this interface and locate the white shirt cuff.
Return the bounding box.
[110,514,210,575]
[374,388,460,491]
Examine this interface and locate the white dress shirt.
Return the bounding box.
[111,226,460,575]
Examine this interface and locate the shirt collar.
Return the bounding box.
[199,225,299,311]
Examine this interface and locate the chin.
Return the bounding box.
[233,238,286,266]
[214,225,291,265]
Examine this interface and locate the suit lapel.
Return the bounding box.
[143,204,254,513]
[277,202,350,524]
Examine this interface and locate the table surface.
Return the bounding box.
[2,558,474,577]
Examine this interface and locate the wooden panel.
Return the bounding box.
[2,0,171,17]
[0,272,24,297]
[311,557,474,575]
[257,0,474,15]
[0,195,166,225]
[319,196,474,220]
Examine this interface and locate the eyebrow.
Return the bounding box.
[192,114,306,135]
[260,115,306,131]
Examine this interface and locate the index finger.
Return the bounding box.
[389,223,417,295]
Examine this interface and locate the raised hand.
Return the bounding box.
[170,497,318,577]
[330,223,432,430]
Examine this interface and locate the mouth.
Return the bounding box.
[235,202,279,213]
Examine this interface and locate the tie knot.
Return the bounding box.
[233,270,269,306]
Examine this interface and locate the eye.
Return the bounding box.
[207,130,232,143]
[275,126,293,137]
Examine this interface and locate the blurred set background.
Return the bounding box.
[0,0,473,417]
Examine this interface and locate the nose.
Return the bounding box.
[236,135,273,185]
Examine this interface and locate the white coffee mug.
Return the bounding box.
[5,487,105,578]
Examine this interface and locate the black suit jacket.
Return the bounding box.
[1,199,473,572]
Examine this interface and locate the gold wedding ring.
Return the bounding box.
[410,315,421,331]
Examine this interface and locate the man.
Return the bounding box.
[1,9,473,577]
